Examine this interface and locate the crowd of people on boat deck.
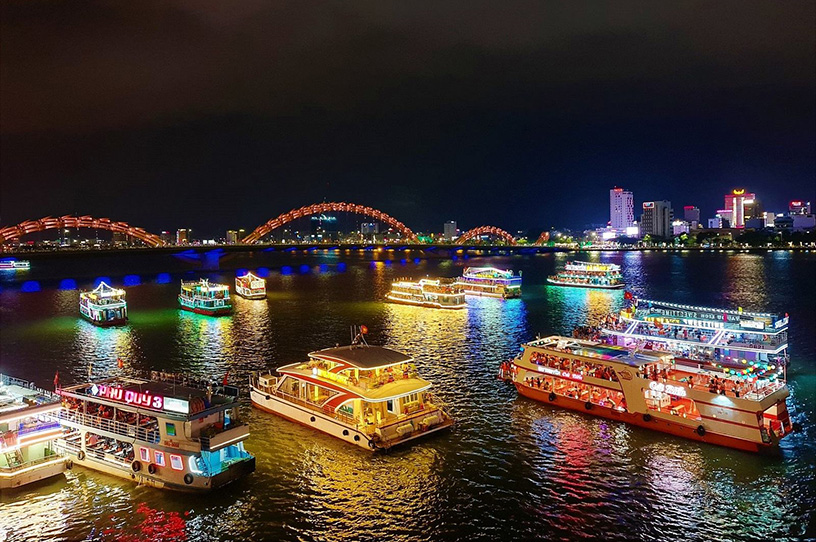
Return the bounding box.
[638,363,779,400]
[521,374,628,410]
[528,351,620,382]
[305,359,419,389]
[61,398,159,429]
[84,432,135,462]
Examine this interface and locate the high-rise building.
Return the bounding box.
[159,231,172,244]
[683,206,700,228]
[610,188,635,229]
[724,189,756,229]
[226,230,238,244]
[640,201,673,238]
[176,229,189,245]
[360,222,379,235]
[789,200,812,215]
[443,221,457,241]
[715,209,732,228]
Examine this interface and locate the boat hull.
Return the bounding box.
[57,444,255,492]
[178,303,232,316]
[515,382,777,454]
[236,292,266,300]
[0,457,67,489]
[386,296,466,310]
[250,387,452,451]
[546,278,624,289]
[462,288,520,299]
[80,315,128,327]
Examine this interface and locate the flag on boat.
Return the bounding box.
[222,371,230,386]
[624,291,633,300]
[53,371,59,391]
[117,358,124,369]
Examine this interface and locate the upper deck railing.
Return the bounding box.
[57,409,160,443]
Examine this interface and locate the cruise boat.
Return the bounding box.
[457,267,522,298]
[547,261,624,289]
[250,331,454,450]
[0,259,30,271]
[79,282,128,327]
[386,278,466,309]
[599,298,789,372]
[178,279,232,316]
[500,335,792,453]
[235,272,266,300]
[0,374,67,489]
[56,373,255,492]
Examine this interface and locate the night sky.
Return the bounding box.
[2,1,814,237]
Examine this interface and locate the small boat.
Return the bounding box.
[386,278,467,309]
[79,282,128,327]
[250,328,454,451]
[0,374,67,489]
[235,272,266,300]
[457,267,521,298]
[501,335,792,453]
[0,259,30,271]
[178,279,232,316]
[56,373,255,492]
[547,261,624,289]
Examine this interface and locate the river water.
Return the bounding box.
[0,249,814,541]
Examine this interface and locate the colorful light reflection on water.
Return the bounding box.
[0,250,814,541]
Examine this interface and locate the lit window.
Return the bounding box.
[139,447,150,462]
[154,450,165,467]
[166,423,176,437]
[169,454,184,471]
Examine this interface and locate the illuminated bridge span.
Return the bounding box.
[534,231,551,246]
[243,202,418,243]
[0,216,164,247]
[456,226,517,245]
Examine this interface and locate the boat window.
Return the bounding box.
[386,400,395,413]
[166,422,176,437]
[169,454,184,471]
[154,450,166,467]
[139,447,150,462]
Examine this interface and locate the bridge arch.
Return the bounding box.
[456,226,517,245]
[243,202,417,243]
[0,215,164,247]
[534,231,551,245]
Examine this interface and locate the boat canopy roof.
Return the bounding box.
[525,335,671,367]
[82,281,125,299]
[309,345,413,369]
[237,272,264,282]
[632,299,788,332]
[463,267,516,277]
[181,279,229,292]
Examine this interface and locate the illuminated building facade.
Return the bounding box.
[789,200,811,215]
[683,206,700,228]
[610,188,635,230]
[443,221,458,241]
[176,229,189,245]
[724,189,756,229]
[640,200,673,238]
[226,230,238,244]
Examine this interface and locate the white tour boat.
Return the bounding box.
[457,267,522,298]
[386,278,467,309]
[0,374,66,489]
[56,373,255,491]
[235,272,266,300]
[250,330,454,450]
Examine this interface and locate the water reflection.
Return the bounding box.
[174,311,235,374]
[73,320,139,381]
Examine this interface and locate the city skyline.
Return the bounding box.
[2,2,814,234]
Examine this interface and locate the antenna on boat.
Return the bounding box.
[351,325,369,346]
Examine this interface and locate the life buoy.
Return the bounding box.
[148,463,157,475]
[696,425,706,437]
[548,392,556,402]
[585,402,593,410]
[131,460,141,472]
[77,450,86,461]
[184,474,194,485]
[643,413,652,422]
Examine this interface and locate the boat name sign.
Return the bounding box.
[90,384,164,410]
[649,381,687,398]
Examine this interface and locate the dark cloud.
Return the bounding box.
[1,1,813,234]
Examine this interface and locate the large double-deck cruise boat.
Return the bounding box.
[500,335,792,453]
[457,267,522,298]
[250,331,454,450]
[178,279,232,316]
[0,374,66,489]
[386,278,466,309]
[56,373,255,491]
[79,282,128,327]
[599,298,789,373]
[235,272,266,300]
[547,261,624,289]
